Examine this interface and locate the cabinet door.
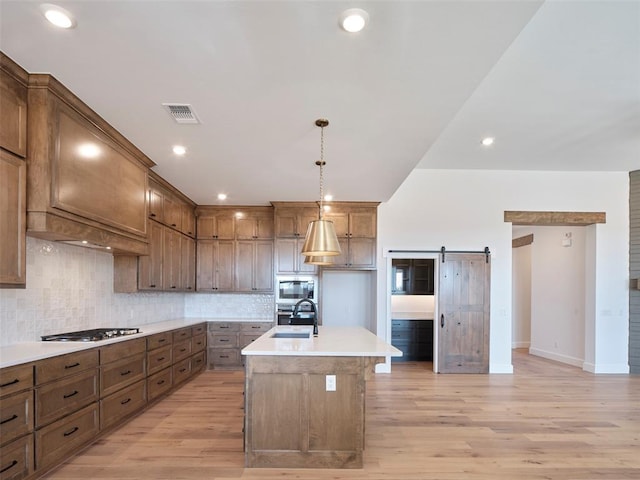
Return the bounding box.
[0,150,26,287]
[148,187,164,222]
[181,236,196,291]
[235,241,254,291]
[163,196,181,230]
[181,204,195,237]
[196,240,234,291]
[0,66,27,158]
[349,211,376,238]
[162,229,182,290]
[274,209,297,237]
[255,216,274,239]
[139,221,163,290]
[197,214,235,239]
[196,241,215,291]
[325,212,349,238]
[216,241,235,291]
[254,241,274,291]
[275,238,316,274]
[236,215,274,240]
[348,238,376,269]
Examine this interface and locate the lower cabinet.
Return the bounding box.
[207,321,273,368]
[391,319,433,361]
[0,322,208,479]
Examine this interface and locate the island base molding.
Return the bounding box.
[243,355,383,469]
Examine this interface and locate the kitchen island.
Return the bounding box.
[241,325,402,469]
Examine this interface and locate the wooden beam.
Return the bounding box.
[504,211,606,226]
[512,234,534,248]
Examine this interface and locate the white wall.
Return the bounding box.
[511,243,531,348]
[320,270,375,329]
[528,227,586,366]
[377,169,629,374]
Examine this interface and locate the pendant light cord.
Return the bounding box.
[319,124,325,220]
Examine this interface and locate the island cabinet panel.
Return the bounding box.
[244,355,367,469]
[26,73,152,255]
[35,403,99,471]
[0,433,33,480]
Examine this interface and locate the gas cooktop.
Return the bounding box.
[41,328,141,342]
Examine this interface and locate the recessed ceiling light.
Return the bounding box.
[217,193,227,201]
[172,145,186,155]
[339,8,369,33]
[41,4,76,29]
[481,137,495,146]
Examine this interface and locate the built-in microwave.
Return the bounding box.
[275,276,317,305]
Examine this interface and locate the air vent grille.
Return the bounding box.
[162,103,201,124]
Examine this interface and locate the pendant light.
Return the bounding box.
[300,119,342,258]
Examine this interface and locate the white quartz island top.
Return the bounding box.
[242,326,403,357]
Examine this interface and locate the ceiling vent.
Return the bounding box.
[162,103,201,124]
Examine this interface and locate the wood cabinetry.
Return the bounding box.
[26,72,153,255]
[391,259,435,295]
[196,240,235,291]
[391,319,433,361]
[322,202,379,269]
[0,323,207,478]
[272,203,319,274]
[0,54,28,289]
[0,363,34,480]
[207,321,272,368]
[148,176,196,238]
[196,206,274,293]
[137,220,164,290]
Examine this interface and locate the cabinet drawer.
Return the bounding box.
[100,379,146,430]
[0,390,32,446]
[239,333,262,349]
[146,345,172,375]
[192,334,206,353]
[172,327,192,342]
[172,358,192,385]
[147,331,172,351]
[100,354,146,398]
[35,350,98,385]
[191,323,206,337]
[191,351,206,373]
[100,338,146,364]
[209,334,238,349]
[0,433,33,480]
[0,364,33,398]
[208,322,241,333]
[35,368,98,428]
[172,338,192,362]
[35,403,99,471]
[147,368,172,402]
[208,349,240,368]
[241,322,272,333]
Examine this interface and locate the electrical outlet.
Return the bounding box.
[326,375,336,392]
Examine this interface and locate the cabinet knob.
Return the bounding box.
[150,213,156,217]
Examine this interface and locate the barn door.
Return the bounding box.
[437,253,490,373]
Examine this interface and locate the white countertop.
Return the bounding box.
[0,317,273,368]
[241,326,403,357]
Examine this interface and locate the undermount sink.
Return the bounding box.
[271,332,311,339]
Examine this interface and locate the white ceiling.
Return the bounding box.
[1,1,638,206]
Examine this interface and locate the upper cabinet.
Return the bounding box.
[391,259,434,295]
[272,203,319,274]
[322,202,379,270]
[0,53,28,288]
[26,72,154,255]
[148,175,196,238]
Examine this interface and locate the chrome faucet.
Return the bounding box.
[292,298,318,336]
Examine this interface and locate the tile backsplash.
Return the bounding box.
[0,237,274,346]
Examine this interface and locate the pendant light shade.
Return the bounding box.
[304,254,336,266]
[301,219,341,257]
[301,119,342,258]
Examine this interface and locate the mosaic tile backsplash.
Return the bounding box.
[0,237,274,346]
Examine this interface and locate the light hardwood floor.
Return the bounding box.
[42,350,640,479]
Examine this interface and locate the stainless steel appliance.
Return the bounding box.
[41,328,141,342]
[275,275,317,304]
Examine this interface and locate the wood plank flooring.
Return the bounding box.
[42,350,640,479]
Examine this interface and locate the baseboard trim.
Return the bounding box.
[512,341,531,349]
[490,363,513,374]
[583,362,629,374]
[529,347,583,368]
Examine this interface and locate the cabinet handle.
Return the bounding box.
[150,284,156,288]
[150,213,156,217]
[157,380,165,385]
[441,314,445,328]
[171,223,177,227]
[63,390,79,399]
[64,362,80,370]
[120,370,132,376]
[120,398,131,405]
[180,348,186,352]
[157,357,165,362]
[0,378,19,388]
[179,368,187,373]
[0,414,18,425]
[0,460,18,474]
[219,339,229,342]
[63,426,79,437]
[171,286,176,289]
[220,355,229,359]
[158,338,166,343]
[251,326,260,329]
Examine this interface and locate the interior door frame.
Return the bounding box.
[385,251,440,373]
